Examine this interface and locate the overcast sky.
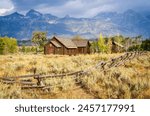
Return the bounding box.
[0,0,150,17]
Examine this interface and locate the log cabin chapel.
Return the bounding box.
[44,36,90,55]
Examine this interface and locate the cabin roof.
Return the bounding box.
[51,40,61,48]
[53,36,77,48]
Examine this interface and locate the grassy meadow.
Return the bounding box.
[0,52,150,99]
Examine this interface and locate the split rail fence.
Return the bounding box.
[0,51,148,91]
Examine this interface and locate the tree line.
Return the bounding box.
[90,34,150,53]
[0,32,149,55]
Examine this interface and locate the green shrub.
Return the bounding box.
[141,39,150,51]
[20,45,37,53]
[0,36,18,54]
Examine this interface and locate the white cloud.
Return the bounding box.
[0,0,14,15]
[0,7,14,15]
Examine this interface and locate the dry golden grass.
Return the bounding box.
[0,52,149,99]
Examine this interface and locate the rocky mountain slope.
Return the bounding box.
[0,9,150,39]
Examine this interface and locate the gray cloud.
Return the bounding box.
[0,0,150,17]
[11,0,71,11]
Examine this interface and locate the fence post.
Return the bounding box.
[33,68,36,75]
[33,68,44,87]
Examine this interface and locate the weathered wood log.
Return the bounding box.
[21,85,45,89]
[0,74,40,79]
[34,71,83,79]
[1,80,36,85]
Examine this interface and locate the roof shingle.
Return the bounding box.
[54,36,77,48]
[51,40,61,48]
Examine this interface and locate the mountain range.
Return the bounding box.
[0,9,150,40]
